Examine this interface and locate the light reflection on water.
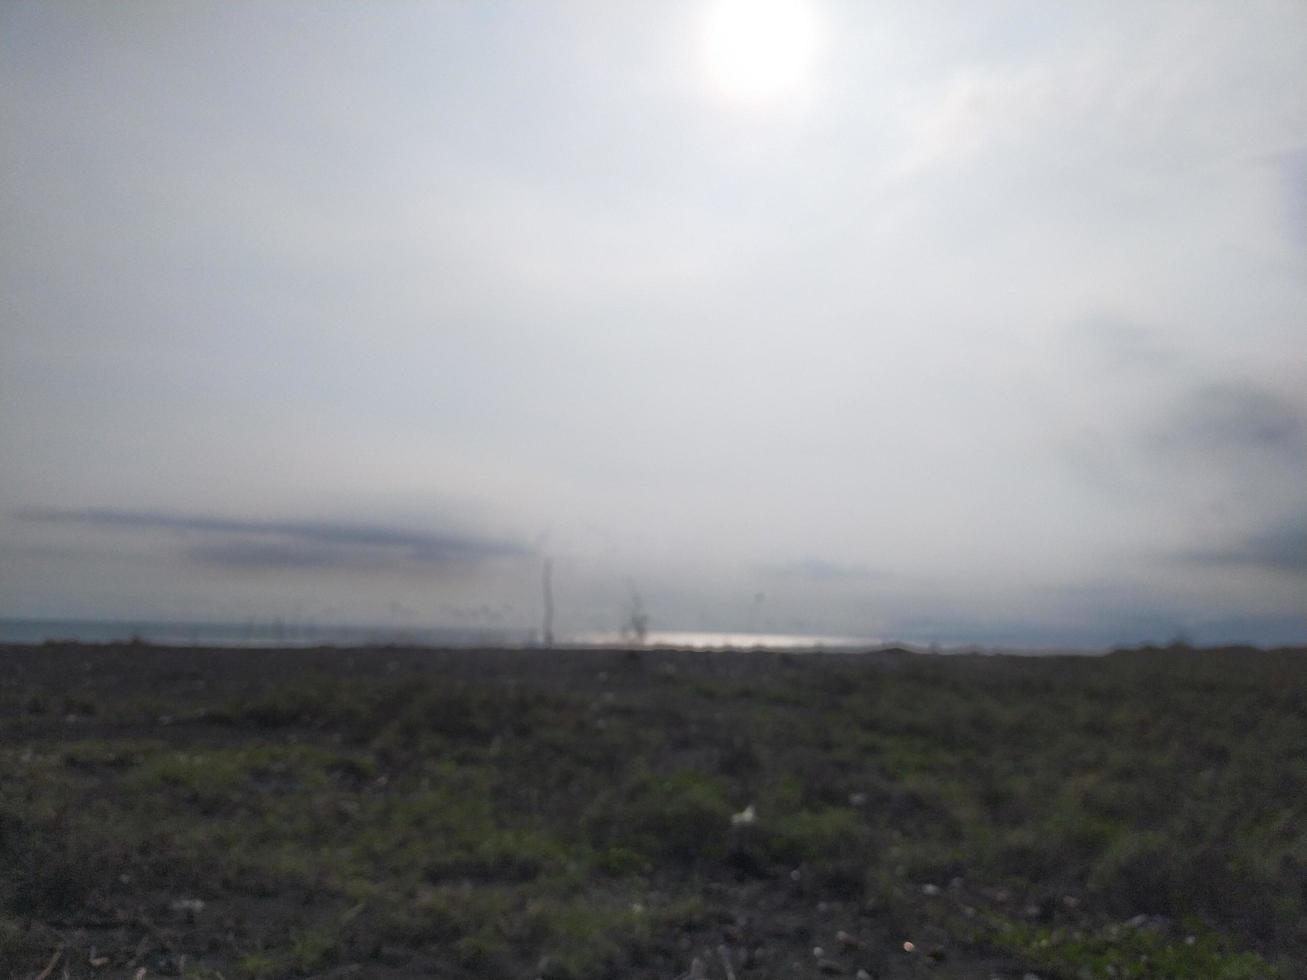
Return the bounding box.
[571,630,877,650]
[0,618,876,651]
[0,619,1107,654]
[5,621,873,653]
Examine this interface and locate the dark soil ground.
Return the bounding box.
[2,642,1305,979]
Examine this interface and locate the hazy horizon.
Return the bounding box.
[2,2,1305,648]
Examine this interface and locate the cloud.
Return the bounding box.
[1071,318,1182,375]
[1150,382,1304,455]
[14,507,530,572]
[1057,366,1306,513]
[1176,520,1307,575]
[764,558,887,583]
[1279,145,1307,251]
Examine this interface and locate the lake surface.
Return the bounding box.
[0,618,877,651]
[573,630,877,650]
[0,618,533,648]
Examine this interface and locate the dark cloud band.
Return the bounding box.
[1176,521,1307,575]
[15,507,530,571]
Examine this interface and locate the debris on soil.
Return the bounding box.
[33,947,62,980]
[730,804,756,826]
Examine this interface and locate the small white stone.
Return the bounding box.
[731,804,757,826]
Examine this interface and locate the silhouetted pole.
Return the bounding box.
[542,558,554,648]
[626,583,648,645]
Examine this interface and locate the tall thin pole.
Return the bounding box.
[542,558,554,648]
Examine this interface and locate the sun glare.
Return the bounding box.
[701,0,819,105]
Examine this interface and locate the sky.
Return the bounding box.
[2,1,1305,647]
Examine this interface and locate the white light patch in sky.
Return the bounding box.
[700,0,820,105]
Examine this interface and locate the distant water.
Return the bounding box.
[573,630,877,650]
[0,618,534,648]
[0,618,876,651]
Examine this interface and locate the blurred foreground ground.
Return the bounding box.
[2,643,1305,979]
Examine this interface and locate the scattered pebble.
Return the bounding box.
[902,941,915,953]
[817,958,844,975]
[716,944,736,980]
[856,970,873,980]
[731,804,757,826]
[921,883,941,896]
[835,930,863,949]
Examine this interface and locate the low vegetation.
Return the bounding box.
[1,642,1303,978]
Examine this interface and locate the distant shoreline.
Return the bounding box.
[4,617,1300,656]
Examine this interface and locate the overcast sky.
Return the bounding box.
[2,1,1304,646]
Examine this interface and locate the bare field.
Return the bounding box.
[2,643,1304,979]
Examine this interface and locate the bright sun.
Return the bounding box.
[701,0,819,105]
